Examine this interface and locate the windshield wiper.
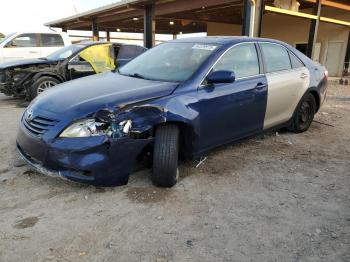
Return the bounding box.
[128,73,149,80]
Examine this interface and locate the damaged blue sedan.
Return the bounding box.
[16,37,328,187]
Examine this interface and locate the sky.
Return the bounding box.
[0,0,119,34]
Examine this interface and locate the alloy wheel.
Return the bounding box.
[297,100,312,130]
[37,81,57,94]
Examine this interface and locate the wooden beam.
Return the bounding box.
[305,0,350,12]
[96,10,143,23]
[320,16,350,26]
[265,5,318,19]
[265,5,350,26]
[155,0,240,16]
[157,12,242,25]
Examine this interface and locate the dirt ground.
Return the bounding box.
[0,82,349,262]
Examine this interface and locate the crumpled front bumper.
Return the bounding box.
[0,82,15,96]
[16,122,152,187]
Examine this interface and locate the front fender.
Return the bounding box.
[32,71,65,84]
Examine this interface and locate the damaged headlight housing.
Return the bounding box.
[13,72,28,82]
[59,118,132,138]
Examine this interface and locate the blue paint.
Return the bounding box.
[16,37,327,186]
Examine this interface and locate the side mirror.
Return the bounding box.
[207,70,235,84]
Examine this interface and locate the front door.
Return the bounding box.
[68,57,95,80]
[68,44,116,80]
[195,43,267,152]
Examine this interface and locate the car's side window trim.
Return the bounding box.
[199,42,263,88]
[288,50,305,69]
[255,42,265,74]
[68,45,92,63]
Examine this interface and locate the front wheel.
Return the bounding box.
[152,124,180,187]
[28,76,60,100]
[288,93,316,133]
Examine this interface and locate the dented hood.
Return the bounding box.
[0,58,55,69]
[32,72,178,118]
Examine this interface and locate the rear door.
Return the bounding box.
[2,33,40,62]
[40,33,65,57]
[196,43,267,151]
[259,42,310,129]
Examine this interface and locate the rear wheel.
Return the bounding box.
[152,124,180,187]
[288,93,316,133]
[28,76,60,100]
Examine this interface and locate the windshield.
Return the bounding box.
[119,42,219,82]
[46,44,86,61]
[0,33,16,45]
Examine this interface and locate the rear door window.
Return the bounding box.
[117,45,146,60]
[289,52,304,68]
[212,43,260,79]
[40,34,64,47]
[117,45,147,66]
[8,34,38,47]
[260,43,292,73]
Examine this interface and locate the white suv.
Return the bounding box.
[0,31,71,63]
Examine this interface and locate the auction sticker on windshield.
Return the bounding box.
[192,44,217,51]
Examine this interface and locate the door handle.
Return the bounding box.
[255,82,267,90]
[300,73,308,79]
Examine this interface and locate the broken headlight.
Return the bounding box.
[60,119,107,138]
[13,72,28,82]
[59,118,132,138]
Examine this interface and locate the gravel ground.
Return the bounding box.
[0,83,349,262]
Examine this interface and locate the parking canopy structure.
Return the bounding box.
[45,0,249,45]
[46,0,350,76]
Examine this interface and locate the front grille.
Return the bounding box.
[23,115,58,136]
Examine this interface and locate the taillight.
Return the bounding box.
[324,69,329,80]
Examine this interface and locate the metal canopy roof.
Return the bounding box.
[45,0,245,34]
[45,0,349,34]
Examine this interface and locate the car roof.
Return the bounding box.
[171,36,286,46]
[6,31,65,35]
[72,41,130,47]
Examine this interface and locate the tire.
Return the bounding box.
[288,93,316,133]
[152,124,180,187]
[28,76,60,100]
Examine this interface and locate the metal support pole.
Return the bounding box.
[144,4,155,48]
[306,0,321,58]
[106,31,110,42]
[92,19,99,41]
[242,0,253,36]
[344,31,350,73]
[253,0,264,37]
